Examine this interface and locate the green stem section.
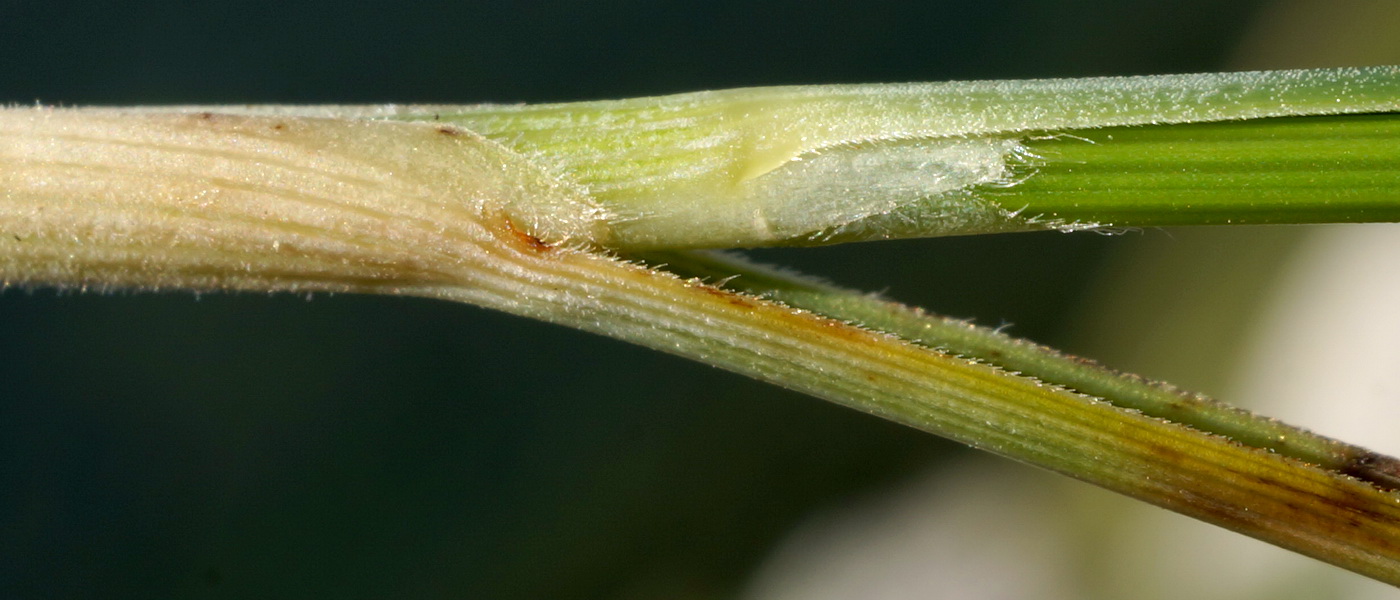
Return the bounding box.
[403,67,1400,249]
[641,249,1400,492]
[1003,113,1400,228]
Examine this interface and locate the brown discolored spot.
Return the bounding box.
[435,125,461,136]
[195,111,214,121]
[696,284,759,308]
[1147,440,1187,468]
[1339,450,1400,493]
[271,122,286,131]
[799,313,882,346]
[1219,453,1400,529]
[500,215,552,253]
[1311,486,1399,526]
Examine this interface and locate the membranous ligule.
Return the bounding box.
[737,137,1032,245]
[628,135,1035,249]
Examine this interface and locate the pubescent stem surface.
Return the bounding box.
[162,66,1400,249]
[641,249,1400,491]
[414,66,1400,249]
[4,66,1400,583]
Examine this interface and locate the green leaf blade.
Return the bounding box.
[1002,113,1400,227]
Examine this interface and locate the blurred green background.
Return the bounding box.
[0,1,1381,598]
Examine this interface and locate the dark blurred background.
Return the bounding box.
[0,1,1292,598]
